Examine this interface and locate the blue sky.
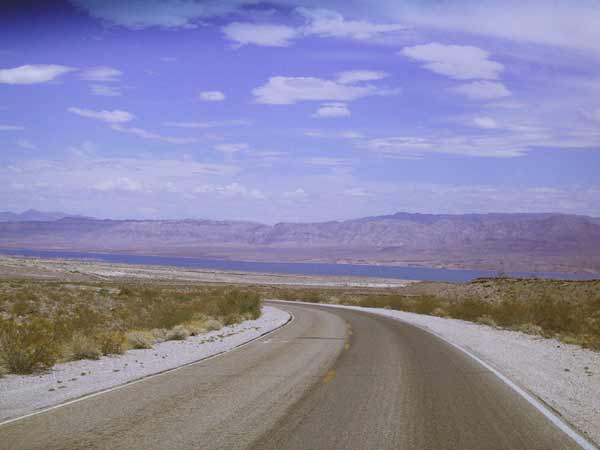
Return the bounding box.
[1,0,599,222]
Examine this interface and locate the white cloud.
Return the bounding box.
[80,66,122,82]
[282,188,308,200]
[299,8,405,40]
[253,76,379,105]
[17,139,37,150]
[94,177,143,192]
[303,157,353,167]
[69,0,241,29]
[398,1,600,53]
[582,108,600,124]
[344,187,371,197]
[0,124,24,131]
[400,43,503,80]
[165,119,251,128]
[472,117,499,129]
[68,107,134,123]
[0,64,74,84]
[110,124,196,144]
[453,81,511,100]
[222,22,298,47]
[304,130,363,139]
[312,102,351,118]
[90,85,122,96]
[336,70,388,84]
[199,91,225,101]
[194,182,265,199]
[367,136,525,158]
[214,143,249,153]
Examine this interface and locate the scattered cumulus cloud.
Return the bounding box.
[344,187,370,197]
[222,22,298,47]
[400,43,503,80]
[94,177,143,192]
[165,119,251,128]
[282,188,308,200]
[312,102,351,118]
[336,70,388,84]
[90,85,122,96]
[253,76,381,105]
[69,0,240,29]
[16,139,37,150]
[0,64,74,84]
[194,182,265,200]
[304,130,363,139]
[0,124,24,131]
[80,66,122,82]
[453,81,511,100]
[199,90,225,101]
[110,124,196,144]
[303,157,353,167]
[68,107,134,123]
[214,143,249,153]
[472,117,499,129]
[298,8,405,40]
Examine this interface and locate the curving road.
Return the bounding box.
[0,302,589,450]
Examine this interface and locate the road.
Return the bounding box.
[0,302,588,450]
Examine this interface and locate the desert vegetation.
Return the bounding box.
[0,280,261,374]
[255,277,600,351]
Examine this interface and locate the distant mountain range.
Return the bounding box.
[0,209,84,222]
[1,211,599,274]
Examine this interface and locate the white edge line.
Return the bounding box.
[0,307,294,428]
[268,300,598,450]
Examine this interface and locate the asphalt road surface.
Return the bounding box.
[0,302,589,450]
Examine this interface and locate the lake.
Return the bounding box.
[1,248,598,282]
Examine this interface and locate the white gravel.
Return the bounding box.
[0,306,290,422]
[272,300,600,447]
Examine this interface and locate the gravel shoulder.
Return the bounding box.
[0,305,290,422]
[269,300,600,446]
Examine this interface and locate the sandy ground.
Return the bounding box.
[270,300,600,446]
[0,255,413,288]
[0,306,290,422]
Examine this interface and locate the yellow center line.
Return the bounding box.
[323,369,336,384]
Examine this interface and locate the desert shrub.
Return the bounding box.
[204,319,223,331]
[151,328,168,342]
[0,317,61,374]
[185,320,206,336]
[127,330,155,349]
[97,331,127,355]
[412,296,441,315]
[432,307,449,318]
[476,315,498,328]
[515,323,544,335]
[70,333,101,360]
[492,299,529,327]
[448,298,492,322]
[530,297,576,334]
[166,325,190,341]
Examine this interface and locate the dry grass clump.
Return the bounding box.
[184,320,206,336]
[126,330,156,349]
[166,325,190,341]
[70,333,102,360]
[204,319,223,331]
[97,331,127,355]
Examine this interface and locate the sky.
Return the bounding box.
[1,0,599,223]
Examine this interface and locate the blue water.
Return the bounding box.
[1,248,598,282]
